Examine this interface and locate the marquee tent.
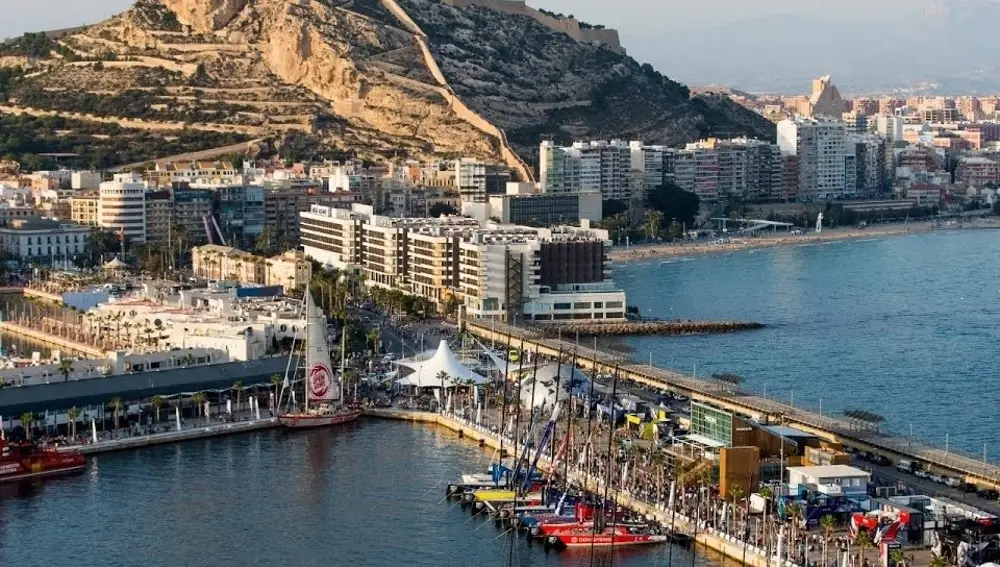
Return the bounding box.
[395,340,487,389]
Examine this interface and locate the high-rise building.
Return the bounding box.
[144,190,174,246]
[215,185,265,249]
[172,186,213,245]
[539,140,581,194]
[98,173,147,243]
[777,119,848,202]
[455,158,510,203]
[673,138,782,202]
[264,187,312,247]
[538,140,633,201]
[848,135,889,198]
[299,204,369,271]
[807,75,846,119]
[875,115,904,143]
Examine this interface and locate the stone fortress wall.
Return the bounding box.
[442,0,623,52]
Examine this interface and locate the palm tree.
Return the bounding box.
[109,397,124,431]
[786,501,804,565]
[890,549,907,567]
[67,406,80,438]
[821,514,836,567]
[183,353,195,367]
[729,483,744,535]
[58,358,73,382]
[20,411,34,440]
[270,373,283,407]
[436,371,449,411]
[232,380,244,412]
[150,396,164,423]
[929,555,948,567]
[854,529,872,567]
[192,392,207,420]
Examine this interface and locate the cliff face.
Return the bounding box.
[0,0,774,173]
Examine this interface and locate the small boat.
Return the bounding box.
[0,437,85,482]
[278,291,362,430]
[544,527,668,550]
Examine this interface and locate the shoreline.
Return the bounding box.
[609,218,1000,263]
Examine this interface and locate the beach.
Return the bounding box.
[608,217,1000,262]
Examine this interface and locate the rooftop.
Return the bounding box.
[787,465,870,478]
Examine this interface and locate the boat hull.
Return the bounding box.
[278,410,362,429]
[0,462,86,483]
[547,532,667,549]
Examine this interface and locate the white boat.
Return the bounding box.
[278,291,362,429]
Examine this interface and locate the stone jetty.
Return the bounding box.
[539,319,764,337]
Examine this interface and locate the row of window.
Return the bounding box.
[26,234,86,245]
[551,300,623,310]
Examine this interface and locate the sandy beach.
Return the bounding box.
[609,217,1000,262]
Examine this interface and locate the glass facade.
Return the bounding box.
[690,402,734,446]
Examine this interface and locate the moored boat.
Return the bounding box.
[278,291,361,430]
[0,437,85,482]
[544,527,668,550]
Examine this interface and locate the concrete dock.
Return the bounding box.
[58,417,280,455]
[466,319,1000,490]
[364,408,799,567]
[0,320,104,358]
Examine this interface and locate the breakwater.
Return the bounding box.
[539,320,764,337]
[365,408,800,567]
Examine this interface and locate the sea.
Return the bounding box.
[0,422,723,567]
[616,228,1000,457]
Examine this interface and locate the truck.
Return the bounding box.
[895,459,917,473]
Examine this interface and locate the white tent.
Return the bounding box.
[396,340,487,389]
[518,363,590,409]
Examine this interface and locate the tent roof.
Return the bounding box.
[102,257,128,269]
[396,340,486,388]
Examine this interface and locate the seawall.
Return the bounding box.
[59,417,280,455]
[364,408,799,567]
[0,321,105,358]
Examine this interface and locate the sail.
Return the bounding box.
[305,292,338,402]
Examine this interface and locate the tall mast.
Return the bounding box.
[339,299,346,403]
[303,292,309,413]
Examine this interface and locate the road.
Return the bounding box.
[860,459,1000,515]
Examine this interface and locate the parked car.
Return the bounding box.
[930,474,944,484]
[977,488,999,499]
[915,469,929,479]
[874,455,891,466]
[962,483,978,493]
[945,477,963,488]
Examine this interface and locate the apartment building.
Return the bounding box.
[539,140,633,201]
[957,156,1000,186]
[455,158,510,203]
[145,190,174,245]
[71,171,101,190]
[70,194,99,226]
[215,185,265,249]
[0,219,90,262]
[172,186,213,245]
[98,173,147,243]
[191,244,264,282]
[777,119,849,202]
[301,203,626,321]
[264,187,312,245]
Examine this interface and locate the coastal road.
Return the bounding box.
[859,460,1000,515]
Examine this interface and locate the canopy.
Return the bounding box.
[396,340,487,388]
[102,257,128,270]
[518,363,591,409]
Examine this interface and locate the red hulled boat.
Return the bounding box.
[0,437,85,482]
[545,527,668,549]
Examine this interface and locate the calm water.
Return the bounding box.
[0,421,724,567]
[617,229,1000,456]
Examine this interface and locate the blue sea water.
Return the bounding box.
[616,229,1000,456]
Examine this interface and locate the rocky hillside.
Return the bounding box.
[0,0,774,173]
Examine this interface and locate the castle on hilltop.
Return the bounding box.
[441,0,623,52]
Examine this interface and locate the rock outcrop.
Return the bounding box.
[0,0,774,173]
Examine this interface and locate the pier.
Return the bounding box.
[0,320,105,357]
[539,320,764,336]
[365,408,797,567]
[465,319,1000,490]
[57,417,280,455]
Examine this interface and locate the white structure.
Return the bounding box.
[786,465,871,497]
[876,115,904,143]
[539,140,633,201]
[396,340,487,390]
[777,119,849,202]
[517,363,590,409]
[0,219,90,262]
[98,172,147,243]
[299,203,371,270]
[71,171,101,190]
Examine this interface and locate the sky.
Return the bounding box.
[0,0,970,92]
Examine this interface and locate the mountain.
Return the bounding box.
[0,0,775,173]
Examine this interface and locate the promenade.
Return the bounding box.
[366,408,803,567]
[465,319,1000,489]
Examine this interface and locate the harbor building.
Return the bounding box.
[98,173,147,243]
[0,219,90,263]
[786,465,871,498]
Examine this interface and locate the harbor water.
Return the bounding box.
[0,421,724,567]
[617,229,1000,455]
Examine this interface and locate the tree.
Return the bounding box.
[644,209,664,241]
[428,203,457,218]
[890,549,907,567]
[20,411,34,440]
[854,529,872,567]
[109,397,124,431]
[151,396,164,423]
[58,358,73,382]
[929,555,948,567]
[192,392,207,419]
[67,406,80,438]
[786,501,804,564]
[821,514,836,567]
[271,373,283,405]
[436,371,450,411]
[729,483,744,535]
[232,381,244,412]
[647,182,699,227]
[254,226,278,256]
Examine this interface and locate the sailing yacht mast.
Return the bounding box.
[303,291,309,413]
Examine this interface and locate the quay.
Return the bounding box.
[58,416,280,455]
[539,320,764,337]
[365,408,797,567]
[0,320,105,358]
[465,319,1000,490]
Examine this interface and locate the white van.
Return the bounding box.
[896,459,915,473]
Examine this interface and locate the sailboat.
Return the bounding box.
[278,291,362,429]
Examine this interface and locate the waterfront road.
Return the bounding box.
[466,319,1000,490]
[859,459,1000,516]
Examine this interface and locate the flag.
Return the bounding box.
[116,226,125,242]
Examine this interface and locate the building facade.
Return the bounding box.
[98,173,147,243]
[0,219,90,263]
[70,194,99,227]
[777,119,849,202]
[145,190,174,246]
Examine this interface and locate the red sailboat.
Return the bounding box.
[0,436,85,482]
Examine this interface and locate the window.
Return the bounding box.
[553,303,571,310]
[573,302,591,309]
[606,301,624,309]
[593,302,603,308]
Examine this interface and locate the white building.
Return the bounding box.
[787,465,871,497]
[71,171,101,190]
[0,219,90,263]
[876,115,905,143]
[299,203,371,271]
[777,119,849,202]
[539,140,633,201]
[98,173,147,243]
